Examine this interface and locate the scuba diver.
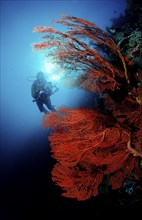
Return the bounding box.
[31,71,59,114]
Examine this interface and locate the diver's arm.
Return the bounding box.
[43,81,59,95]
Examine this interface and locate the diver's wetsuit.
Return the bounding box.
[35,91,56,114]
[31,75,57,114]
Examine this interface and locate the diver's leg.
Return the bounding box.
[36,100,48,114]
[44,97,56,112]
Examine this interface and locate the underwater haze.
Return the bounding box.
[1,1,127,219]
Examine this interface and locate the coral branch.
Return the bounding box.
[42,108,142,200]
[33,14,133,96]
[33,14,142,201]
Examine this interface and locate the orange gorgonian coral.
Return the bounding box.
[32,14,131,94]
[42,108,141,200]
[33,14,142,201]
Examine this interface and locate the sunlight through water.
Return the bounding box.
[42,59,64,82]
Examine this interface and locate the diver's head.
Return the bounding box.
[37,71,45,80]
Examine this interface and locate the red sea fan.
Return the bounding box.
[34,15,142,201]
[110,156,141,190]
[104,96,142,157]
[32,14,133,96]
[42,108,141,200]
[51,163,104,201]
